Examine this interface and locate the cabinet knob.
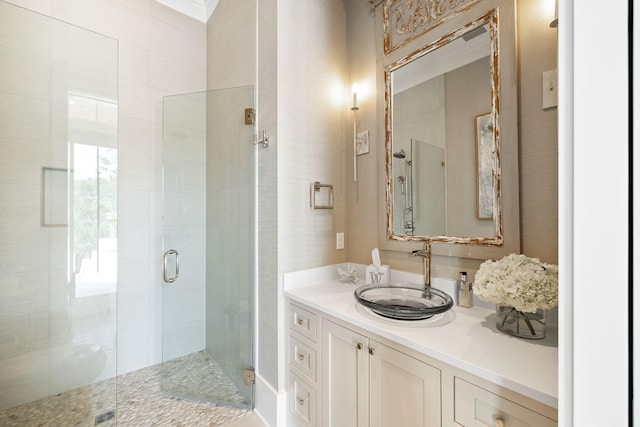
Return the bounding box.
[356,343,364,350]
[297,318,304,326]
[297,397,308,406]
[297,353,306,361]
[368,347,375,355]
[494,418,505,427]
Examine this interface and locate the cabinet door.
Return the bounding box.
[370,342,442,427]
[321,319,369,427]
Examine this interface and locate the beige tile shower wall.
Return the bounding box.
[206,0,256,90]
[204,0,257,397]
[0,3,122,407]
[2,0,206,376]
[206,0,282,397]
[346,0,558,276]
[205,0,285,395]
[162,92,207,362]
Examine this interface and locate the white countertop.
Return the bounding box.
[283,264,558,409]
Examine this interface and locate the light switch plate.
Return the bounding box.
[336,232,344,250]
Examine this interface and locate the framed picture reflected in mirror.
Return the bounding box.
[475,112,494,220]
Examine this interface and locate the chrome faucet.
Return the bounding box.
[412,241,431,296]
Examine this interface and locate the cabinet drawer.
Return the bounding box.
[289,371,317,426]
[454,377,557,427]
[289,335,317,381]
[289,303,317,342]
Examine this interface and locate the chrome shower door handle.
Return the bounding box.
[163,249,180,283]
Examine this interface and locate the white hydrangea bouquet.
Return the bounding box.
[474,253,558,313]
[474,254,558,339]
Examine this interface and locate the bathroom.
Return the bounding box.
[0,0,629,425]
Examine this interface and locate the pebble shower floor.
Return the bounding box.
[0,351,249,426]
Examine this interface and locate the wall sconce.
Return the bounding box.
[351,84,359,182]
[350,83,371,185]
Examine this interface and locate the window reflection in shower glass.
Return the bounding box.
[68,94,117,298]
[72,144,117,297]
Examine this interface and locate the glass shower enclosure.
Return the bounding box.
[161,86,255,408]
[1,0,254,421]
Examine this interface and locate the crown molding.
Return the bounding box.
[204,0,220,21]
[155,0,219,23]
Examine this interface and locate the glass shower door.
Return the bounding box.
[161,86,254,408]
[0,2,118,423]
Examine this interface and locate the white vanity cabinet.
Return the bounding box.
[322,319,441,427]
[286,298,557,427]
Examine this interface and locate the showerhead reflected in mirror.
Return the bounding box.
[393,149,406,159]
[385,11,502,245]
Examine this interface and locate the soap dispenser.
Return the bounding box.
[456,272,473,308]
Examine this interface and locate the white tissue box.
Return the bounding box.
[365,265,390,285]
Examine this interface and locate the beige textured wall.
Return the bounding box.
[346,0,380,265]
[278,0,349,273]
[517,0,558,265]
[256,0,280,394]
[346,0,558,278]
[276,0,349,391]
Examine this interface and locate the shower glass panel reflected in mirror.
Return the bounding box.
[393,138,446,236]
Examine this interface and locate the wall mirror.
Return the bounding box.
[379,3,520,259]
